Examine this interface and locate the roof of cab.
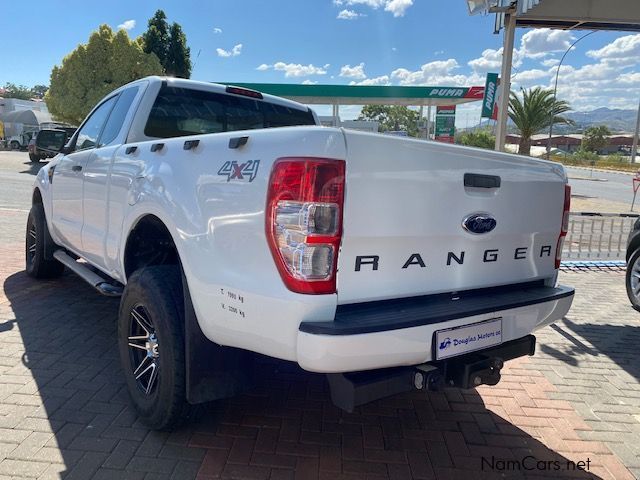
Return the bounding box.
[119,76,311,113]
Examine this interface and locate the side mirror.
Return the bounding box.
[35,129,67,154]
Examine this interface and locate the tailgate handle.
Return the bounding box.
[464,173,501,189]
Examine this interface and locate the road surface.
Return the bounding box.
[565,166,634,206]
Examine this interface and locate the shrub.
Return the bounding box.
[457,129,495,150]
[606,153,628,163]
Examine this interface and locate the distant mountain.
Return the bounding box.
[464,107,638,134]
[552,108,637,134]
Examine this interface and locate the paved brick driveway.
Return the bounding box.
[0,229,639,479]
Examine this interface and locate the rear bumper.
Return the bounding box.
[296,283,574,373]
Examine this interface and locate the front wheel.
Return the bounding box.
[626,249,640,311]
[118,266,189,430]
[26,204,65,279]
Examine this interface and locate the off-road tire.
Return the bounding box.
[626,248,640,311]
[25,204,64,279]
[118,266,189,430]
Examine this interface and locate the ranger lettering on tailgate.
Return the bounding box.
[354,245,553,271]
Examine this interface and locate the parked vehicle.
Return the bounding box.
[625,220,640,309]
[30,76,574,429]
[7,132,35,151]
[27,136,37,161]
[28,127,76,162]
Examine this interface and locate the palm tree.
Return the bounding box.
[508,87,573,156]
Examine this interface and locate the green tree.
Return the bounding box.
[141,10,191,78]
[508,87,573,156]
[166,23,191,78]
[582,125,611,153]
[2,83,33,100]
[457,129,495,149]
[141,10,170,68]
[31,85,49,99]
[358,105,419,137]
[46,25,163,125]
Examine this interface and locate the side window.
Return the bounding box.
[99,87,140,147]
[73,95,118,152]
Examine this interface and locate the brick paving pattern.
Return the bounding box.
[0,228,639,479]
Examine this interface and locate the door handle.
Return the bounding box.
[72,165,83,172]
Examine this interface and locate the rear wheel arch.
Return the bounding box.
[627,236,640,263]
[32,188,43,206]
[123,214,180,281]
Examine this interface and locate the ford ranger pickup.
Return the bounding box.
[28,76,574,429]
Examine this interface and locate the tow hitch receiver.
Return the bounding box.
[445,356,503,390]
[326,335,536,412]
[442,335,535,388]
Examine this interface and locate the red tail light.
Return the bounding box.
[266,158,345,294]
[555,184,571,269]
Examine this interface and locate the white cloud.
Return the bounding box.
[270,62,328,77]
[546,60,640,111]
[334,0,384,7]
[587,34,640,66]
[340,63,366,79]
[512,68,550,85]
[384,0,413,17]
[390,59,478,86]
[216,44,243,58]
[619,72,640,85]
[256,63,270,71]
[117,19,136,31]
[468,48,503,74]
[333,0,412,17]
[468,29,572,77]
[337,9,364,19]
[213,27,223,34]
[302,80,318,85]
[520,29,574,58]
[350,75,390,86]
[468,48,523,75]
[540,58,560,67]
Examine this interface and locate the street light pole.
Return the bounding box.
[546,31,596,159]
[494,11,516,152]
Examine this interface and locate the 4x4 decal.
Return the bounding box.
[218,160,260,182]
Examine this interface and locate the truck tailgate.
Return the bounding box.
[336,130,567,304]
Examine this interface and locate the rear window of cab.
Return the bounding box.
[145,86,315,138]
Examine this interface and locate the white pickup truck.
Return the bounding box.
[29,76,574,429]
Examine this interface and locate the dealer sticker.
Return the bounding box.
[435,318,502,360]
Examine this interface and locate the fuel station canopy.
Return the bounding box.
[222,83,485,107]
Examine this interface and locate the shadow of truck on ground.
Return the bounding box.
[1,269,602,479]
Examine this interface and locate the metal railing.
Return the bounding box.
[563,212,639,261]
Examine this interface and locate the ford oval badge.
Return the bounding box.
[462,213,497,234]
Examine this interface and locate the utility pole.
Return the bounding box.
[632,97,640,164]
[494,11,516,152]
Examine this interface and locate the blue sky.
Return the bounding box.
[3,0,640,124]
